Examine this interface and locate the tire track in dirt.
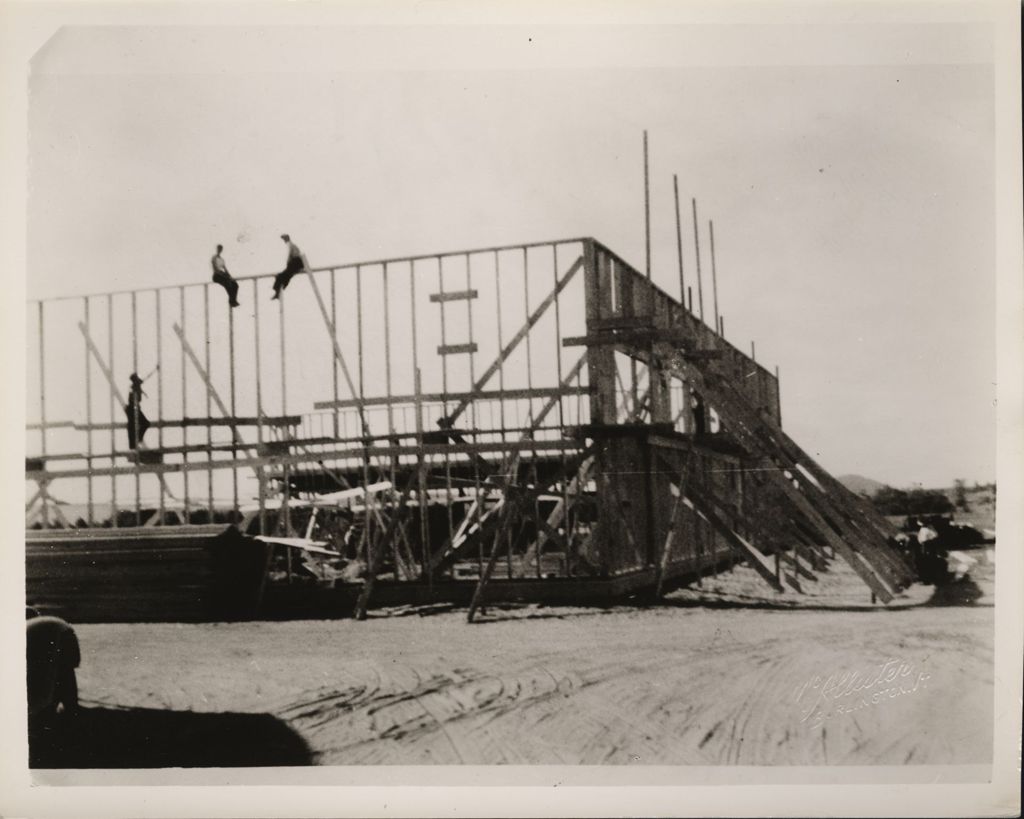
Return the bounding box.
[276,616,992,766]
[279,663,585,764]
[72,562,995,766]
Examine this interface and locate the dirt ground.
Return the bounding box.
[39,552,995,768]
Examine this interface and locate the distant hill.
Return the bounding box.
[837,474,886,497]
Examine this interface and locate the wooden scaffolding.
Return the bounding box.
[25,236,914,618]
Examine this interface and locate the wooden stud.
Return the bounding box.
[643,130,651,280]
[674,175,685,304]
[83,298,94,526]
[107,295,118,527]
[308,269,365,433]
[37,302,47,527]
[691,199,705,322]
[709,219,720,336]
[203,286,213,516]
[131,291,141,525]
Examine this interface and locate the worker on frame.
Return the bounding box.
[272,233,309,300]
[211,244,240,308]
[690,391,708,435]
[124,373,151,450]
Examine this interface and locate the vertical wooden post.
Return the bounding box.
[108,294,117,528]
[674,175,685,306]
[494,251,507,436]
[695,502,708,583]
[156,290,165,524]
[278,287,290,561]
[522,248,541,578]
[695,496,704,587]
[415,367,431,586]
[552,245,565,426]
[131,291,140,525]
[330,268,340,439]
[179,287,190,523]
[278,290,287,417]
[691,199,705,323]
[582,241,615,577]
[384,261,400,577]
[495,251,512,577]
[228,292,238,518]
[357,265,373,569]
[384,262,395,443]
[410,261,420,425]
[584,241,616,426]
[434,257,454,553]
[775,364,782,427]
[643,130,651,280]
[83,298,94,525]
[461,255,483,575]
[37,302,47,527]
[555,244,569,578]
[522,248,534,398]
[203,286,213,517]
[709,219,720,336]
[254,279,266,535]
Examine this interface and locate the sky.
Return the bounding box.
[22,21,998,489]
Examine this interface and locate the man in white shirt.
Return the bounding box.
[917,521,939,549]
[272,234,309,300]
[211,244,240,308]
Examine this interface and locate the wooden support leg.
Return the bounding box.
[354,472,419,620]
[466,490,524,623]
[684,483,786,594]
[654,449,695,598]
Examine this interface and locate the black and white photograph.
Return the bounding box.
[2,2,1021,817]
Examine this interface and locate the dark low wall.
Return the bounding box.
[25,527,257,623]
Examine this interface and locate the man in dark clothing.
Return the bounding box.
[691,392,708,435]
[124,373,151,450]
[272,234,309,300]
[211,244,240,307]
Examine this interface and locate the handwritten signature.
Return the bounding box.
[794,657,930,728]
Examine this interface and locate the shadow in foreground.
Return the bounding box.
[30,705,313,768]
[926,576,985,607]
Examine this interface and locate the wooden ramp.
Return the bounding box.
[657,341,915,603]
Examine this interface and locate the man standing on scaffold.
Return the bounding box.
[124,372,151,450]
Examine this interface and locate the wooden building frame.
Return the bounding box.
[25,236,913,619]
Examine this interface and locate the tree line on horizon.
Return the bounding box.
[868,479,995,517]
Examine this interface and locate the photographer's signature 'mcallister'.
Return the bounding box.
[794,658,930,728]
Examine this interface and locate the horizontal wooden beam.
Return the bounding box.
[437,343,478,355]
[588,316,655,331]
[70,415,301,432]
[429,289,478,303]
[26,421,75,431]
[574,422,675,439]
[27,439,586,480]
[25,421,591,465]
[314,385,589,410]
[563,329,712,351]
[39,238,591,305]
